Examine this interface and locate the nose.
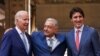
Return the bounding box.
[26,20,29,24]
[77,17,80,21]
[44,26,48,30]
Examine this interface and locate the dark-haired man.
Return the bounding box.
[66,7,100,56]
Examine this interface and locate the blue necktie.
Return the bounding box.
[21,33,29,53]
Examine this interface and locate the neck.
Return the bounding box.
[17,26,25,32]
[46,35,55,38]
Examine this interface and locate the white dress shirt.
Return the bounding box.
[74,25,84,43]
[46,35,60,51]
[15,26,30,53]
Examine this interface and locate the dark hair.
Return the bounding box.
[69,7,85,19]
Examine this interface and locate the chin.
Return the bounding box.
[45,35,49,37]
[76,25,82,28]
[44,33,48,36]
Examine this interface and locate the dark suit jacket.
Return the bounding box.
[31,31,67,56]
[66,25,100,56]
[0,28,32,56]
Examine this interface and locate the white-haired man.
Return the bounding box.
[0,10,32,56]
[31,18,67,56]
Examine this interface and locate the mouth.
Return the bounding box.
[24,24,28,26]
[76,23,82,26]
[76,22,81,24]
[75,21,82,24]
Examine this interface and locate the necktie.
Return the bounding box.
[21,33,29,53]
[75,30,80,51]
[48,38,53,51]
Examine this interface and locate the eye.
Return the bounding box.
[79,15,82,18]
[44,25,53,29]
[23,18,29,21]
[74,16,78,18]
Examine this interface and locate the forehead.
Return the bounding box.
[20,13,29,19]
[72,12,82,16]
[44,21,55,26]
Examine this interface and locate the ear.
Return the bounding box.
[71,19,73,22]
[55,26,58,32]
[16,19,19,22]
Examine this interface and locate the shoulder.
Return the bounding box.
[56,32,66,39]
[84,25,99,36]
[4,28,16,37]
[31,31,43,36]
[1,28,16,42]
[31,31,44,39]
[31,31,44,43]
[85,25,97,32]
[25,32,31,37]
[57,32,66,35]
[65,28,74,35]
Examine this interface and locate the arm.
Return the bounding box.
[30,32,35,54]
[91,30,100,56]
[0,33,11,56]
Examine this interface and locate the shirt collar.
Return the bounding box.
[15,26,23,34]
[46,35,56,41]
[74,25,84,32]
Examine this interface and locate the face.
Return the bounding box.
[43,21,57,37]
[16,13,29,32]
[71,12,84,29]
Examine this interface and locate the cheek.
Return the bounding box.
[50,29,55,32]
[18,20,23,24]
[46,29,52,33]
[43,27,48,31]
[47,28,51,32]
[18,22,22,26]
[20,22,24,26]
[71,19,76,23]
[80,19,84,22]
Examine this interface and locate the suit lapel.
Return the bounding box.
[79,26,89,52]
[13,28,27,53]
[71,29,78,52]
[40,33,65,52]
[52,33,64,51]
[25,33,31,54]
[40,32,50,51]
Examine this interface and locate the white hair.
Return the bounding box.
[14,10,28,25]
[45,17,58,26]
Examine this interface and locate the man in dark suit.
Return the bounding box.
[31,18,67,56]
[0,10,32,56]
[66,7,100,56]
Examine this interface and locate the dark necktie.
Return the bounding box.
[48,38,53,51]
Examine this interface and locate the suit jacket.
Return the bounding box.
[0,28,32,56]
[66,25,100,56]
[31,31,67,56]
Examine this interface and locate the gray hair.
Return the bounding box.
[45,17,58,26]
[14,10,28,25]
